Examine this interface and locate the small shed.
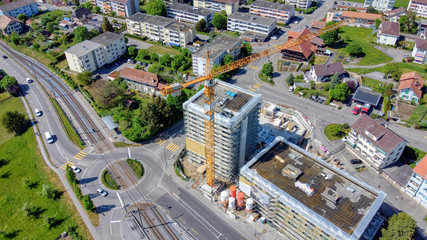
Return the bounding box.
[352,87,382,107]
[102,115,119,130]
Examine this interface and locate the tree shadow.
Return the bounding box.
[0,159,10,168]
[329,40,348,49]
[96,204,116,214]
[272,72,281,78]
[25,180,39,189]
[30,207,47,219]
[1,229,22,239]
[79,177,98,185]
[0,171,11,179]
[48,218,65,229]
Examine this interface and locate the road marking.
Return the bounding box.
[249,88,256,92]
[73,151,87,160]
[155,138,166,145]
[253,83,261,88]
[67,161,75,165]
[191,228,199,235]
[77,151,87,157]
[110,220,121,223]
[248,65,258,70]
[73,156,82,160]
[166,142,179,152]
[179,217,185,224]
[60,165,66,169]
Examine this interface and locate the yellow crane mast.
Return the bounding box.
[160,22,343,187]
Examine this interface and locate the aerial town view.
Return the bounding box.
[1,0,427,239]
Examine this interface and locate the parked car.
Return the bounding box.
[137,61,142,65]
[289,86,294,92]
[71,165,81,173]
[127,59,136,64]
[352,105,361,115]
[97,188,108,197]
[361,103,371,115]
[26,78,33,83]
[350,159,362,164]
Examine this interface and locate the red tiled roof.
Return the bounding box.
[399,71,425,100]
[414,155,427,180]
[311,20,326,29]
[117,67,161,88]
[286,29,321,59]
[341,11,382,21]
[379,21,400,37]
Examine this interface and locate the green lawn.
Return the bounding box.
[332,26,392,66]
[101,169,120,190]
[400,146,427,168]
[147,45,180,56]
[127,159,144,178]
[0,96,91,240]
[345,0,408,7]
[0,93,26,145]
[410,105,427,122]
[347,62,427,76]
[362,77,386,94]
[314,55,328,65]
[324,123,348,141]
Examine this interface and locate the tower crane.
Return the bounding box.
[160,22,343,187]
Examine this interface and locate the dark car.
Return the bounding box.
[350,159,362,164]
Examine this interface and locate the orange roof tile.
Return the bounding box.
[311,20,326,29]
[341,11,382,21]
[399,71,425,100]
[414,155,427,180]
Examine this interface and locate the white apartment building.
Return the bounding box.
[364,0,395,12]
[249,0,295,24]
[167,3,214,27]
[126,13,196,47]
[376,21,400,46]
[65,32,126,73]
[285,0,312,10]
[90,0,140,17]
[406,155,427,209]
[192,35,242,76]
[193,0,239,15]
[0,0,38,17]
[412,37,427,64]
[346,115,406,170]
[408,0,427,18]
[227,12,276,37]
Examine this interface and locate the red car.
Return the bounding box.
[352,105,361,115]
[361,104,371,115]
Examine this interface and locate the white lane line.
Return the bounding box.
[110,220,121,223]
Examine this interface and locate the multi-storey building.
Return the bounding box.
[192,35,242,76]
[126,13,196,47]
[364,0,395,12]
[412,37,427,64]
[249,0,294,24]
[406,155,427,208]
[239,136,386,240]
[376,21,400,46]
[65,32,126,73]
[90,0,140,17]
[0,0,38,17]
[0,15,23,35]
[227,12,276,37]
[184,80,262,181]
[193,0,239,15]
[346,115,407,170]
[408,0,427,18]
[285,0,312,10]
[167,3,214,27]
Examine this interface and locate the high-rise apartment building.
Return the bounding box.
[184,80,262,181]
[240,136,386,240]
[90,0,140,17]
[193,0,239,15]
[364,0,395,12]
[250,0,295,24]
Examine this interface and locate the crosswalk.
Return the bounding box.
[249,83,261,92]
[166,142,179,152]
[248,65,259,70]
[60,160,75,170]
[60,151,87,170]
[155,138,166,145]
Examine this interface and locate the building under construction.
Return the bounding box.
[239,136,386,240]
[184,80,262,181]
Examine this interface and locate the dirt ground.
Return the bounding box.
[182,157,205,186]
[398,102,416,120]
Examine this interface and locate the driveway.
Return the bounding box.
[374,45,411,62]
[127,38,153,50]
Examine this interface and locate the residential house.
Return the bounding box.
[335,5,367,12]
[383,7,407,22]
[0,15,22,35]
[376,21,400,46]
[339,11,382,27]
[408,0,427,18]
[90,0,140,17]
[126,13,196,47]
[65,32,126,73]
[109,67,166,95]
[364,0,395,12]
[310,20,326,30]
[352,87,382,107]
[192,35,242,76]
[281,28,324,62]
[193,0,239,15]
[227,12,276,38]
[0,0,38,17]
[249,0,295,25]
[306,62,346,82]
[346,115,406,170]
[398,71,425,103]
[167,3,214,27]
[406,155,427,209]
[71,7,93,25]
[412,37,427,64]
[285,0,312,10]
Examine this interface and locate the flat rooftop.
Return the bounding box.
[127,13,174,27]
[251,0,294,11]
[193,35,241,59]
[168,3,214,17]
[246,139,382,235]
[165,21,194,32]
[91,32,123,46]
[65,40,102,57]
[229,12,276,26]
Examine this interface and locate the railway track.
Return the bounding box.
[0,42,181,240]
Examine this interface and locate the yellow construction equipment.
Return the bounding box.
[160,22,343,187]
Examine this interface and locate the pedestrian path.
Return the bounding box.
[249,82,261,92]
[248,65,258,70]
[166,142,179,152]
[73,151,87,160]
[155,138,167,145]
[60,160,75,169]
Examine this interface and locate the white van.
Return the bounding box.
[45,131,54,143]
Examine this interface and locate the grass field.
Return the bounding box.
[332,27,392,66]
[314,55,328,65]
[0,95,91,240]
[324,123,348,141]
[362,77,386,94]
[0,93,26,145]
[101,169,120,190]
[127,159,144,178]
[147,45,180,56]
[410,105,427,122]
[347,62,427,76]
[346,0,408,7]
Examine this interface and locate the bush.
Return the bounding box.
[41,184,61,200]
[126,159,144,178]
[82,195,94,211]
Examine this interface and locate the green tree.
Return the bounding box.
[384,63,402,81]
[73,0,80,6]
[32,42,40,51]
[9,31,20,45]
[109,11,117,17]
[366,6,379,14]
[241,42,253,57]
[222,54,234,65]
[82,1,93,11]
[0,76,18,91]
[308,54,315,65]
[136,49,149,61]
[196,18,206,32]
[73,26,91,43]
[7,85,20,97]
[128,46,137,58]
[17,13,28,23]
[159,54,172,67]
[346,43,363,57]
[320,21,339,46]
[399,11,418,34]
[261,62,274,77]
[329,73,340,89]
[212,13,227,30]
[41,184,60,200]
[375,19,382,29]
[329,83,350,101]
[380,212,416,240]
[30,22,39,31]
[76,71,93,86]
[102,16,114,33]
[172,55,187,71]
[150,53,159,61]
[145,0,166,16]
[94,6,101,14]
[329,124,343,137]
[46,22,56,32]
[82,195,94,211]
[1,111,29,135]
[286,73,294,86]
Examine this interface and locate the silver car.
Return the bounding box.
[97,188,108,197]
